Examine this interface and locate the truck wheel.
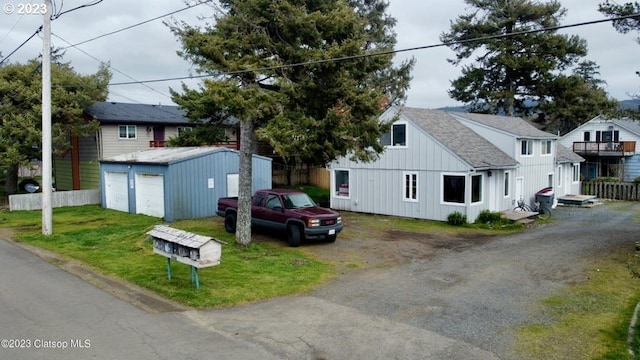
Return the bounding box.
[287,224,302,247]
[224,212,237,233]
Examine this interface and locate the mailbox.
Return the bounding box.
[147,225,223,289]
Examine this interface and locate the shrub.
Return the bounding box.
[475,209,503,224]
[447,211,467,226]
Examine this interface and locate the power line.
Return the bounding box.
[0,26,42,66]
[59,0,213,50]
[52,33,172,100]
[108,13,640,87]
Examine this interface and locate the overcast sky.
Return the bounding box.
[1,0,638,109]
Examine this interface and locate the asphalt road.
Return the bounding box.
[1,201,636,359]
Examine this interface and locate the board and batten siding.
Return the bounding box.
[513,139,556,203]
[331,118,479,222]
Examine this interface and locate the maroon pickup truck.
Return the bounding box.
[217,189,343,247]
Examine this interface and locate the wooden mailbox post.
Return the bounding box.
[147,225,223,290]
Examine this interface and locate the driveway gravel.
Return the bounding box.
[304,201,640,358]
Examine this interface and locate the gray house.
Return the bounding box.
[100,147,271,221]
[330,107,563,222]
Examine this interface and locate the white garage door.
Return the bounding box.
[104,171,129,212]
[135,173,165,218]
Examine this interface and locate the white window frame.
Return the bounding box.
[381,122,408,148]
[333,169,350,198]
[504,171,511,198]
[118,125,137,139]
[541,140,552,156]
[403,171,418,202]
[572,164,580,183]
[441,173,466,206]
[520,140,532,156]
[556,165,562,188]
[471,174,483,204]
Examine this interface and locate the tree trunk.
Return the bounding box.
[4,164,19,195]
[235,119,255,247]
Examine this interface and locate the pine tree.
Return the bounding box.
[169,0,413,247]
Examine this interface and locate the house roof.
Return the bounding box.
[101,146,231,165]
[399,107,519,169]
[450,112,558,139]
[611,118,640,135]
[86,102,191,125]
[557,144,584,164]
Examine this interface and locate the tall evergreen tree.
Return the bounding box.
[440,0,587,116]
[169,0,413,247]
[0,58,110,194]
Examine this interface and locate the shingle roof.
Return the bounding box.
[399,107,519,169]
[450,112,558,139]
[557,144,584,163]
[86,102,190,124]
[612,118,640,135]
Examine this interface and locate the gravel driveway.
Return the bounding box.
[304,201,640,358]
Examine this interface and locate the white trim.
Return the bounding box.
[332,168,351,199]
[402,171,419,202]
[441,172,467,206]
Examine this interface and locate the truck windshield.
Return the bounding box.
[282,193,316,209]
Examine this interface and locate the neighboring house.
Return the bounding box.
[559,115,639,181]
[54,102,239,190]
[100,147,272,221]
[329,106,563,222]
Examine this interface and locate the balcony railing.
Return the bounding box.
[572,141,636,156]
[149,140,166,148]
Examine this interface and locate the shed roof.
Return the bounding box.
[450,112,558,139]
[101,146,232,165]
[399,107,519,169]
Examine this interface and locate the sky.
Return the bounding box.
[0,0,638,109]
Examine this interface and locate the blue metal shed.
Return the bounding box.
[99,147,272,221]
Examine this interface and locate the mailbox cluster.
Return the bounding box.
[148,225,222,268]
[147,225,223,290]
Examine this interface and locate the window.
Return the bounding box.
[583,132,590,141]
[471,174,482,203]
[177,126,193,136]
[572,164,580,182]
[118,125,136,139]
[265,194,283,209]
[504,172,510,197]
[541,140,552,155]
[521,140,532,156]
[403,172,418,201]
[334,170,350,197]
[443,175,465,204]
[380,123,407,147]
[557,166,562,188]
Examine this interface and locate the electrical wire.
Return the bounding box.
[108,13,640,87]
[59,0,213,50]
[0,26,42,66]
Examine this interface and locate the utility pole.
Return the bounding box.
[42,0,53,235]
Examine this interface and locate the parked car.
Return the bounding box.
[217,189,343,247]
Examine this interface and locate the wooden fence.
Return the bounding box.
[582,181,640,201]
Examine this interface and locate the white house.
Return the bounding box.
[559,115,639,181]
[329,106,566,222]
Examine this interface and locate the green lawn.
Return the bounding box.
[0,205,333,307]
